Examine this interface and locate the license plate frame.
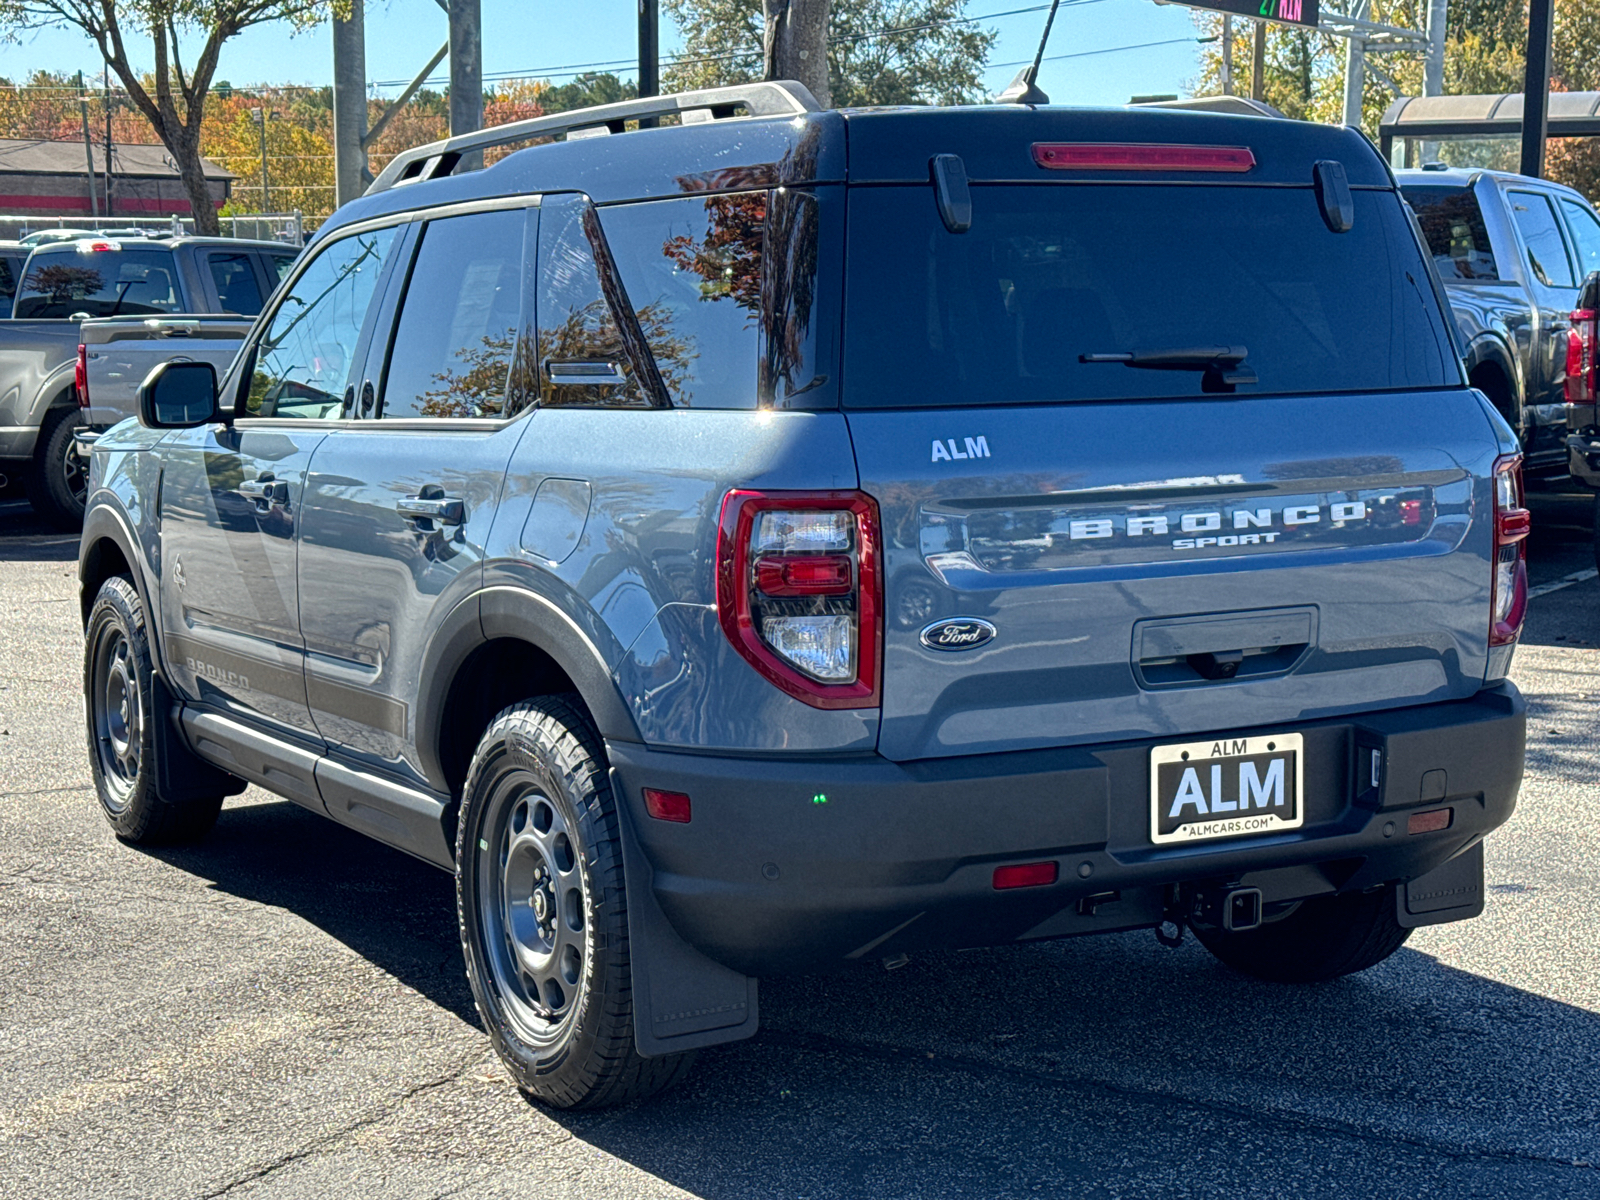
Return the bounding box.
[1148,733,1305,846]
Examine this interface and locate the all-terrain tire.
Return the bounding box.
[1193,887,1412,983]
[84,575,224,843]
[28,406,86,530]
[1591,492,1600,576]
[456,695,695,1109]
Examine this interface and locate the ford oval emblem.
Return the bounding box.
[920,618,997,652]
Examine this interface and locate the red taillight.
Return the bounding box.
[1490,454,1529,648]
[993,861,1059,890]
[1032,143,1256,172]
[1408,808,1453,834]
[1566,308,1597,404]
[642,788,692,823]
[716,490,882,709]
[75,343,88,408]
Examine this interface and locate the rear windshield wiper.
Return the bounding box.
[1079,345,1257,393]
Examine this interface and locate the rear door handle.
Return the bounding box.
[237,474,289,508]
[546,360,624,386]
[397,493,465,526]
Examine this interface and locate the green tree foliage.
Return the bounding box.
[539,72,638,114]
[0,0,344,233]
[662,0,997,106]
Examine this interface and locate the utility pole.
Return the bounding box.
[103,66,113,220]
[763,0,831,108]
[1250,21,1266,103]
[252,106,275,213]
[77,71,98,218]
[1221,16,1232,97]
[332,0,368,209]
[1522,0,1554,178]
[639,0,659,98]
[448,0,483,170]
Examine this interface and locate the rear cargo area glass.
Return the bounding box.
[842,184,1457,407]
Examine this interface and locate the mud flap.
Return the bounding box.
[1397,841,1485,928]
[610,768,759,1058]
[154,672,246,803]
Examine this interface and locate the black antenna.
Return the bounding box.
[997,0,1062,105]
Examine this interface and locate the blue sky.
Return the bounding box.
[0,0,1205,107]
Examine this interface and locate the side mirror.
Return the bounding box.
[137,359,224,429]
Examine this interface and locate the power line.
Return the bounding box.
[984,35,1202,72]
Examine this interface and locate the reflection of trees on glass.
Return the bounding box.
[538,298,692,408]
[662,191,765,316]
[23,264,103,302]
[419,332,515,419]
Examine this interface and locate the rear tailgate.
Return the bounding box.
[838,127,1492,763]
[81,315,251,427]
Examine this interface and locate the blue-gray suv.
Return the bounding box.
[78,82,1529,1108]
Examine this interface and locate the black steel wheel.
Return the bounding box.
[29,406,86,530]
[83,575,224,843]
[456,695,695,1108]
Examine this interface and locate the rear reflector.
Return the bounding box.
[1032,143,1256,173]
[642,788,692,824]
[1408,808,1453,834]
[993,861,1059,890]
[75,344,88,408]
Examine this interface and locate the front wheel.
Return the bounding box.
[456,696,694,1108]
[84,575,225,843]
[1193,887,1412,983]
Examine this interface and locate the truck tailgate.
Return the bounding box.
[81,316,250,427]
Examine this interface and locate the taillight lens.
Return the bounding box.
[1566,308,1597,404]
[716,490,882,708]
[1490,454,1529,648]
[75,343,88,408]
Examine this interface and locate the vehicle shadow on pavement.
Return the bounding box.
[0,499,77,562]
[550,938,1600,1198]
[137,795,480,1027]
[129,793,1599,1196]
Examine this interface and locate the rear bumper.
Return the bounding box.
[1567,432,1600,489]
[609,684,1525,975]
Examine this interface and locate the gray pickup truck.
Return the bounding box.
[1399,167,1600,482]
[0,235,294,526]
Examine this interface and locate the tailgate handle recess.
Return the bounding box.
[1134,609,1316,688]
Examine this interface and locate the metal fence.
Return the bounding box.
[0,211,305,247]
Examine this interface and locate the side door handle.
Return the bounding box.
[237,473,290,509]
[397,491,465,526]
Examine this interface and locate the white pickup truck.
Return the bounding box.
[0,234,293,526]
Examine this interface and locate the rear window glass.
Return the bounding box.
[1403,184,1499,281]
[15,247,181,318]
[843,184,1457,408]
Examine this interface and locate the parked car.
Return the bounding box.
[80,83,1528,1110]
[0,234,296,526]
[1399,165,1600,481]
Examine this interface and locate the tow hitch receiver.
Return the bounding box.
[1190,884,1264,932]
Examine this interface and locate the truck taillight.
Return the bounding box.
[1490,454,1530,648]
[1565,308,1597,405]
[716,490,881,709]
[75,343,88,408]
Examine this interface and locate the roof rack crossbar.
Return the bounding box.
[366,80,821,196]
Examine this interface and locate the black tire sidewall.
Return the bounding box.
[456,701,628,1101]
[1193,887,1411,984]
[84,576,157,837]
[30,406,85,529]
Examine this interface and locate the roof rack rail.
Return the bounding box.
[367,80,821,196]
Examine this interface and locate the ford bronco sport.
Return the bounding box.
[79,82,1528,1109]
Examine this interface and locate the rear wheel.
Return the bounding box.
[456,695,694,1108]
[1591,492,1600,575]
[84,575,225,843]
[1193,887,1411,983]
[28,405,86,529]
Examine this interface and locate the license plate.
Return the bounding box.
[1149,733,1304,846]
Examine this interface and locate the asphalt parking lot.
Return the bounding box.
[1,492,1597,1200]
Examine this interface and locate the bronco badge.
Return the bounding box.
[920,618,997,651]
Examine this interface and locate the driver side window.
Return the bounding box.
[245,225,399,419]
